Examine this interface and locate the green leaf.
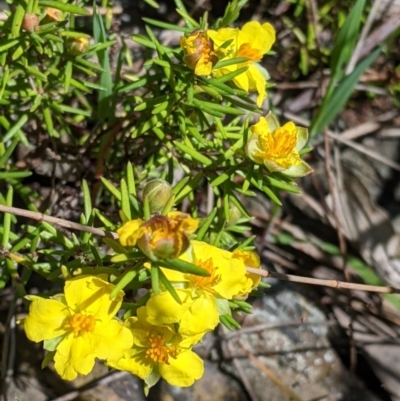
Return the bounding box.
[111,262,142,299]
[82,180,92,223]
[262,185,282,206]
[0,39,19,53]
[93,5,113,122]
[330,0,366,82]
[110,252,143,263]
[192,99,245,116]
[3,114,28,142]
[120,179,132,220]
[310,47,381,138]
[151,264,160,294]
[264,175,301,193]
[0,137,19,168]
[174,141,212,166]
[142,17,186,32]
[0,171,32,179]
[38,0,89,15]
[197,208,218,241]
[161,258,209,277]
[1,187,13,248]
[214,57,249,69]
[100,177,121,201]
[11,3,25,38]
[157,267,181,304]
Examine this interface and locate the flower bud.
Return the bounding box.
[66,37,89,56]
[227,204,242,226]
[180,30,218,76]
[137,216,190,260]
[143,179,173,215]
[45,7,64,22]
[117,212,198,261]
[22,13,39,33]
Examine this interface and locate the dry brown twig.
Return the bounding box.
[1,204,399,295]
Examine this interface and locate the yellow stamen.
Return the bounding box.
[64,313,96,336]
[255,125,301,169]
[237,43,262,62]
[145,333,178,364]
[190,258,220,291]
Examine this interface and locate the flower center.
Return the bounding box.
[256,126,301,169]
[189,258,220,291]
[237,43,262,62]
[145,333,179,364]
[64,313,96,336]
[195,35,214,64]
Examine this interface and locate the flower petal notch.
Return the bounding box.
[117,212,199,261]
[180,30,218,76]
[208,21,276,107]
[246,112,313,177]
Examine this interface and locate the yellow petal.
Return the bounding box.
[160,265,187,282]
[212,257,248,299]
[24,298,69,342]
[179,292,219,337]
[233,69,250,92]
[207,27,239,51]
[232,249,261,291]
[145,290,191,326]
[64,275,123,322]
[93,320,133,361]
[53,333,97,381]
[108,348,153,379]
[246,65,266,107]
[117,219,144,246]
[159,350,204,387]
[194,57,212,75]
[240,21,275,54]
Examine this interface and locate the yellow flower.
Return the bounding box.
[146,288,220,337]
[208,21,275,107]
[181,241,250,298]
[146,241,255,336]
[66,37,89,56]
[117,212,199,260]
[246,112,312,177]
[23,275,133,381]
[107,306,204,388]
[180,30,218,76]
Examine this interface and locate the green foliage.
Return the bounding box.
[0,0,398,339]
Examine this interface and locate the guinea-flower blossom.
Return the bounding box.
[117,211,199,260]
[107,306,204,388]
[23,275,133,381]
[145,241,256,336]
[180,30,218,76]
[246,112,312,177]
[207,21,276,107]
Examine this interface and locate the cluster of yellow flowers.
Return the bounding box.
[22,19,312,391]
[23,212,261,388]
[181,21,275,107]
[181,21,312,177]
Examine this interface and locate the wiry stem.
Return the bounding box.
[0,205,118,240]
[1,204,399,294]
[246,267,399,294]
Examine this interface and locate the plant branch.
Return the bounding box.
[1,204,399,295]
[0,205,118,240]
[246,267,400,294]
